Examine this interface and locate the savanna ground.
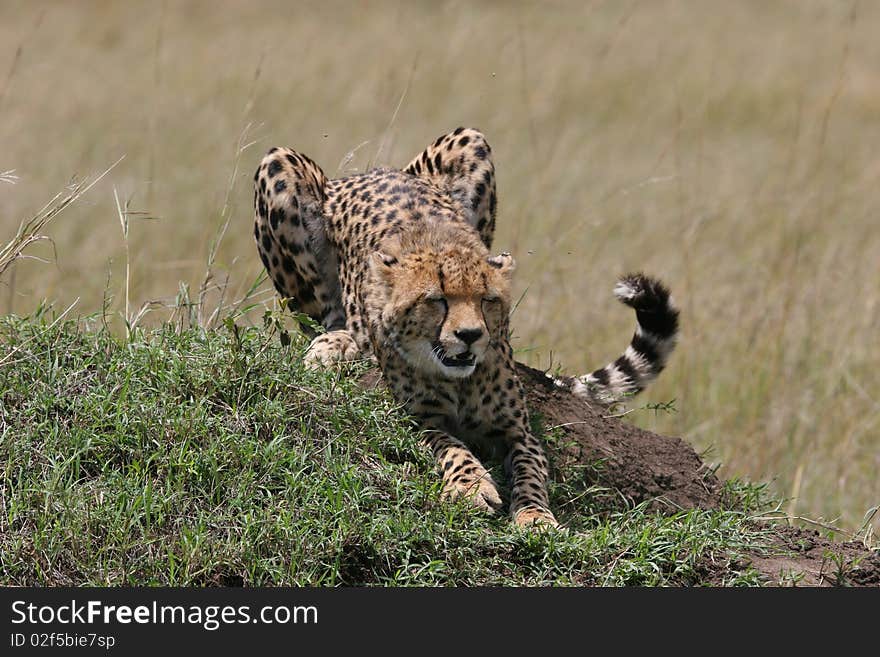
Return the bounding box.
[3,313,878,585]
[1,0,878,562]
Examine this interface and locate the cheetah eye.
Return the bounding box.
[482,296,501,304]
[425,295,447,308]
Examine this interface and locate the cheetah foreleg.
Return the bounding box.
[421,429,502,513]
[507,433,559,529]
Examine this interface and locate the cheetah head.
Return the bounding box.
[370,245,514,379]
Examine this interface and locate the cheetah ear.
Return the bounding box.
[375,252,398,267]
[487,252,515,277]
[372,251,399,281]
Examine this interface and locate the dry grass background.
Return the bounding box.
[1,0,878,532]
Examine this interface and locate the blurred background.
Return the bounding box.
[1,0,878,532]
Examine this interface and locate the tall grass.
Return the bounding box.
[0,0,877,531]
[1,158,122,280]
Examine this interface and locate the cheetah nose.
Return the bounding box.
[454,328,484,346]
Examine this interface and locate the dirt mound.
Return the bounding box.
[516,363,721,511]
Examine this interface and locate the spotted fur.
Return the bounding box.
[253,127,678,528]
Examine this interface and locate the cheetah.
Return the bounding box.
[253,127,679,528]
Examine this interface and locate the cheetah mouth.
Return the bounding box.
[434,343,476,368]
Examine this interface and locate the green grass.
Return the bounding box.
[1,308,772,586]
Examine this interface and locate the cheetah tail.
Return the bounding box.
[556,273,680,405]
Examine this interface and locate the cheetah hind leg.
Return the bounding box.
[253,147,346,336]
[403,127,497,249]
[303,330,361,369]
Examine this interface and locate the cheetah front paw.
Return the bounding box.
[304,330,360,369]
[513,506,560,529]
[442,469,503,513]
